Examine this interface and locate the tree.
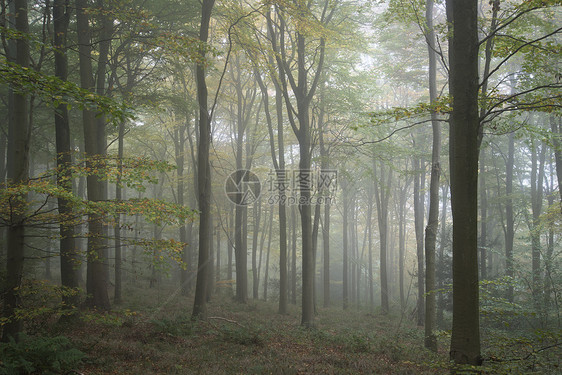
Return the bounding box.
[447,0,482,365]
[423,0,440,352]
[256,52,289,312]
[2,0,30,342]
[192,0,215,320]
[254,12,289,311]
[76,0,111,311]
[268,0,335,328]
[413,150,425,325]
[373,160,392,314]
[53,0,80,312]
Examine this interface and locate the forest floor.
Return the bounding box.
[39,289,447,375]
[45,282,450,375]
[27,281,558,375]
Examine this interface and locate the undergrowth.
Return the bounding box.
[6,281,559,374]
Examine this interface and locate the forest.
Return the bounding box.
[0,0,561,373]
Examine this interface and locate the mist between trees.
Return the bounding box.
[0,0,561,373]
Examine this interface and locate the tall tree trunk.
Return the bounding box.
[2,0,29,342]
[298,121,314,326]
[263,210,273,301]
[257,205,269,299]
[114,118,124,304]
[367,185,374,310]
[350,196,357,306]
[398,182,408,309]
[342,177,349,310]
[505,132,515,302]
[413,155,425,325]
[291,204,297,305]
[479,159,488,280]
[317,97,331,307]
[424,0,440,352]
[207,213,214,301]
[191,0,215,320]
[53,0,79,311]
[252,200,261,299]
[544,159,555,311]
[437,183,448,329]
[227,206,233,281]
[447,0,482,365]
[216,221,221,282]
[271,2,329,326]
[77,0,110,311]
[550,116,562,207]
[374,161,392,314]
[95,0,112,283]
[256,19,288,311]
[530,138,545,311]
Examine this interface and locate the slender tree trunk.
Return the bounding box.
[367,185,374,310]
[374,161,392,314]
[233,72,248,304]
[252,200,261,299]
[505,132,515,302]
[550,116,562,207]
[530,139,545,311]
[413,155,425,325]
[227,206,233,281]
[2,0,29,342]
[447,0,482,365]
[176,121,189,296]
[291,204,297,305]
[424,0,440,351]
[299,119,314,326]
[191,0,215,320]
[264,210,273,301]
[317,100,331,307]
[398,183,407,309]
[95,0,112,283]
[257,206,269,299]
[255,31,288,310]
[342,177,349,310]
[350,196,357,306]
[544,160,555,311]
[54,0,79,310]
[77,0,110,311]
[113,118,125,304]
[479,159,488,280]
[207,213,214,301]
[216,222,221,282]
[437,183,448,329]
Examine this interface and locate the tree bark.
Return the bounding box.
[342,177,349,310]
[374,161,392,314]
[263,210,273,301]
[53,0,80,310]
[2,0,29,342]
[413,155,425,325]
[550,116,562,207]
[530,138,545,310]
[479,158,488,280]
[424,0,440,352]
[191,0,215,320]
[447,0,482,365]
[252,200,261,299]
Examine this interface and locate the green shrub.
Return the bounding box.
[150,315,193,337]
[220,326,264,346]
[0,334,84,375]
